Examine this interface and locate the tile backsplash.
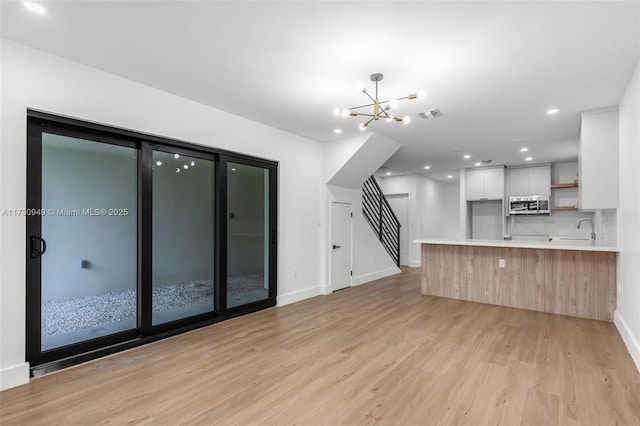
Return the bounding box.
[507,209,617,242]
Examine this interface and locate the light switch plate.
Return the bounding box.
[499,259,506,268]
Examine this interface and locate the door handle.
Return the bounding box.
[31,236,47,258]
[332,245,341,249]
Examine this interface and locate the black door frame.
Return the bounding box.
[26,110,278,374]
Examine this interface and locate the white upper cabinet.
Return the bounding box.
[465,167,504,201]
[507,165,551,197]
[579,107,619,210]
[508,167,529,196]
[465,169,485,200]
[528,165,551,196]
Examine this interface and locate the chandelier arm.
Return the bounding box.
[366,117,376,126]
[349,102,377,110]
[362,89,377,105]
[354,113,377,118]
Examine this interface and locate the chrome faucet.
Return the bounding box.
[577,218,596,242]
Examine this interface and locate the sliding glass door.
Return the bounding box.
[27,111,277,371]
[222,157,277,311]
[40,133,138,351]
[226,162,270,308]
[151,149,216,325]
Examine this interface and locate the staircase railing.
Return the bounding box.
[362,176,401,267]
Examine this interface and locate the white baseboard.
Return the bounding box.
[0,362,29,391]
[319,284,333,295]
[277,285,322,307]
[353,266,401,286]
[614,310,640,373]
[408,260,421,268]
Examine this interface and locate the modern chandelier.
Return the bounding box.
[333,73,426,130]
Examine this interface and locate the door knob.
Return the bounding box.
[332,244,341,249]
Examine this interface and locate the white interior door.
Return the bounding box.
[331,202,352,291]
[386,194,409,266]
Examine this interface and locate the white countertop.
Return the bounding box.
[414,238,619,252]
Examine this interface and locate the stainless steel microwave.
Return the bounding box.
[508,195,550,215]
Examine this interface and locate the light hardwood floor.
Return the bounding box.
[2,267,639,425]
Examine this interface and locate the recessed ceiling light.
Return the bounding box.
[447,175,453,179]
[23,2,46,14]
[520,147,528,152]
[463,154,471,159]
[424,165,431,170]
[474,162,481,167]
[386,172,391,176]
[174,153,180,159]
[547,108,559,115]
[231,168,237,171]
[334,129,342,134]
[525,157,533,161]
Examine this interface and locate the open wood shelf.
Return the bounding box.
[551,182,579,189]
[551,206,579,211]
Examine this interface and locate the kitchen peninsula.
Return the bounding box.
[416,239,618,321]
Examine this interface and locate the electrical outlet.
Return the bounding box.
[499,259,506,268]
[292,268,298,277]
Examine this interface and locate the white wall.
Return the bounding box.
[321,133,402,292]
[0,39,324,390]
[417,176,460,240]
[380,175,420,266]
[380,174,460,266]
[615,60,640,372]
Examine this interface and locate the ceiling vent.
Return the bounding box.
[481,160,493,164]
[418,109,443,120]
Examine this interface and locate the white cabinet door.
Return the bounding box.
[465,169,485,200]
[507,165,550,196]
[528,165,551,196]
[508,167,529,196]
[579,109,619,209]
[483,167,505,200]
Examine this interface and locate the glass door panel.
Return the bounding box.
[227,162,269,308]
[40,133,138,351]
[152,150,215,325]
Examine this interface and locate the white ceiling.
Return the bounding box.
[2,1,639,181]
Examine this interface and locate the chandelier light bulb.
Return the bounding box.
[403,116,411,124]
[333,107,341,116]
[340,108,350,118]
[359,123,367,131]
[418,90,427,100]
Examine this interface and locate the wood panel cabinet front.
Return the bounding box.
[421,244,616,321]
